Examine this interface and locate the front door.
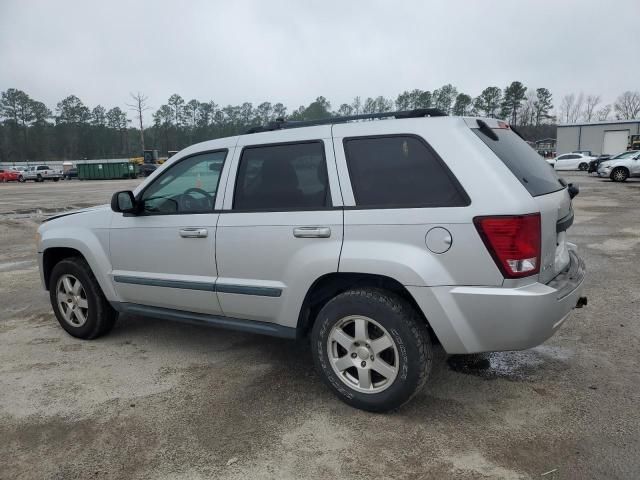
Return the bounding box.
[215,129,343,327]
[109,150,229,315]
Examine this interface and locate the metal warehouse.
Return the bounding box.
[556,119,640,155]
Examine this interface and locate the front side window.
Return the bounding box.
[343,135,469,208]
[233,141,330,210]
[141,150,226,214]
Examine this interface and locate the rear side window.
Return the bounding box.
[343,135,469,208]
[472,128,563,197]
[233,141,330,210]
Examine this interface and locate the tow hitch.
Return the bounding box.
[576,296,588,308]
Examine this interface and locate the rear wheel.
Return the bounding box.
[18,175,24,182]
[49,257,117,339]
[578,162,588,171]
[611,167,629,182]
[53,177,59,182]
[311,288,432,412]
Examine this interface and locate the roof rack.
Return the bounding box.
[244,108,447,134]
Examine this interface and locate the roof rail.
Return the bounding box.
[244,108,447,134]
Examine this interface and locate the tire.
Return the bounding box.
[610,167,629,182]
[53,177,59,182]
[311,288,432,412]
[49,257,117,339]
[18,175,24,182]
[578,163,588,171]
[36,174,43,182]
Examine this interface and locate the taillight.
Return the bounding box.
[474,213,541,279]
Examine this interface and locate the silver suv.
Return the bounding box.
[37,110,586,412]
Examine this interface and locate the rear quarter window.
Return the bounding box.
[343,135,469,208]
[472,128,564,197]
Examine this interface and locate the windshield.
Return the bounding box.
[611,151,638,159]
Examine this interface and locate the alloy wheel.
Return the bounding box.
[56,274,89,327]
[327,315,399,394]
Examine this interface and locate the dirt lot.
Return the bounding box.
[1,175,639,479]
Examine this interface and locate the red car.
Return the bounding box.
[0,169,20,182]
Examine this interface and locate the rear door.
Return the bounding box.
[470,121,572,282]
[215,127,343,327]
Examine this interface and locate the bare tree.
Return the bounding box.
[559,94,575,123]
[597,104,612,121]
[582,95,601,122]
[127,92,150,152]
[614,91,640,120]
[569,93,584,123]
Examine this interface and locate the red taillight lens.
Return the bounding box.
[474,213,541,279]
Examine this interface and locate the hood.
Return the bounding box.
[43,204,110,223]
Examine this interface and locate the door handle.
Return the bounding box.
[179,228,208,238]
[293,226,331,238]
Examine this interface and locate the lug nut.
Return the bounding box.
[351,353,357,358]
[370,355,374,361]
[361,361,366,367]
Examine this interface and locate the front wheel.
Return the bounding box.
[311,288,432,412]
[578,162,588,171]
[36,174,43,182]
[18,175,24,182]
[49,257,117,339]
[611,167,629,182]
[53,177,59,182]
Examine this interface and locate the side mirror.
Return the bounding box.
[111,190,138,213]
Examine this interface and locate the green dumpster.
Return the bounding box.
[77,162,137,180]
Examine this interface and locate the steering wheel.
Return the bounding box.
[179,187,214,211]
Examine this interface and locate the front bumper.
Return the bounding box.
[407,249,586,354]
[597,169,611,177]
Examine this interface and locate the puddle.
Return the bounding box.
[0,260,36,272]
[447,346,573,381]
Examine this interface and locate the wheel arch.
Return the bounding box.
[296,272,438,343]
[40,232,117,302]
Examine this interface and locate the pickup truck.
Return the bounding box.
[21,165,62,182]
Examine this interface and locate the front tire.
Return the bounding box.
[18,175,24,182]
[311,288,432,412]
[611,167,629,182]
[578,162,588,171]
[49,257,117,339]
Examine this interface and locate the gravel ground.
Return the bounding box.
[1,174,639,479]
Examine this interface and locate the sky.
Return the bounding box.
[1,0,639,120]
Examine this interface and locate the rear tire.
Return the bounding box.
[610,167,629,182]
[311,288,432,412]
[18,175,24,182]
[53,177,59,182]
[49,257,117,339]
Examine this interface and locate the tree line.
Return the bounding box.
[1,83,639,162]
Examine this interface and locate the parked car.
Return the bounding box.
[0,168,20,182]
[22,165,62,182]
[553,152,596,171]
[597,150,640,182]
[588,154,612,173]
[138,163,157,177]
[37,111,586,412]
[63,168,78,180]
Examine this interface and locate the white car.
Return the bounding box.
[597,150,640,182]
[553,153,595,171]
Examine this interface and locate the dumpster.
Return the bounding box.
[77,162,137,180]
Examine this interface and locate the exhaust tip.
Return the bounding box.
[576,296,588,308]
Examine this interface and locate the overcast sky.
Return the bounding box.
[1,0,639,119]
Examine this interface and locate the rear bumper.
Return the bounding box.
[408,249,586,354]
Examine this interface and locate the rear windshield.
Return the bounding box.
[472,128,564,197]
